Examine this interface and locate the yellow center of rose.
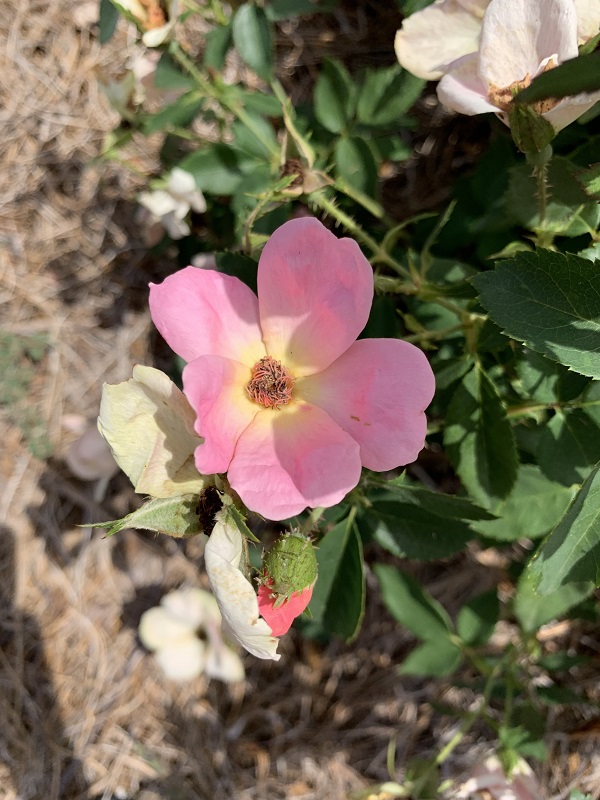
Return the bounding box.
[247,356,295,409]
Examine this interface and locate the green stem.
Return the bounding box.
[404,323,464,345]
[170,43,279,159]
[299,506,326,536]
[535,162,548,226]
[310,191,413,280]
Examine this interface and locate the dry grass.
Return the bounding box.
[1,1,600,798]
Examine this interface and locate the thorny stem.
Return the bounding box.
[534,162,549,227]
[299,506,326,536]
[310,191,413,280]
[170,43,279,158]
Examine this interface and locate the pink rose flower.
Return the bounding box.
[149,217,435,521]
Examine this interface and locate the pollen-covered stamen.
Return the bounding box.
[247,356,295,409]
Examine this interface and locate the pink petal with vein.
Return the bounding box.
[149,267,266,366]
[183,356,258,474]
[257,581,315,636]
[437,53,500,115]
[257,218,373,377]
[298,339,435,471]
[479,0,578,91]
[228,402,362,520]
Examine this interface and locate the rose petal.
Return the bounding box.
[183,355,259,474]
[149,267,266,365]
[479,0,578,91]
[543,91,600,132]
[227,402,362,520]
[98,365,208,497]
[204,644,246,683]
[161,587,219,630]
[298,339,435,471]
[139,188,178,218]
[395,0,486,80]
[168,168,207,214]
[437,53,500,115]
[257,583,314,636]
[139,606,196,651]
[257,217,373,376]
[574,0,600,44]
[154,638,206,681]
[204,513,280,660]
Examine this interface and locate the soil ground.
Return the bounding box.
[1,2,600,798]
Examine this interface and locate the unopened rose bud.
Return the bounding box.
[262,532,318,602]
[257,532,318,636]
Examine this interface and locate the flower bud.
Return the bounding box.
[262,532,318,603]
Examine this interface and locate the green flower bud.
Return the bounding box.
[262,532,318,603]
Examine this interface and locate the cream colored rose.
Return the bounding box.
[98,364,209,497]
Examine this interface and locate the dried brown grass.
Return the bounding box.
[1,1,600,798]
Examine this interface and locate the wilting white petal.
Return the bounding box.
[161,587,220,630]
[204,513,280,661]
[154,638,206,681]
[542,91,600,132]
[139,189,179,218]
[204,643,246,683]
[161,211,191,240]
[98,364,208,498]
[395,0,485,80]
[574,0,600,43]
[139,606,195,651]
[479,0,578,91]
[168,168,207,214]
[437,54,499,115]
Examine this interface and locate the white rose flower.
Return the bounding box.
[139,168,206,240]
[139,587,245,683]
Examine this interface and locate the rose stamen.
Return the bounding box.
[247,356,295,409]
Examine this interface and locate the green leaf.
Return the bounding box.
[143,92,203,134]
[232,113,277,159]
[179,144,244,194]
[370,135,412,163]
[444,366,518,506]
[472,465,577,542]
[364,500,474,560]
[357,66,424,127]
[537,409,600,486]
[95,495,204,538]
[500,705,547,760]
[309,516,365,641]
[214,252,258,293]
[266,0,338,19]
[457,590,499,646]
[154,52,195,90]
[514,567,594,633]
[204,23,233,71]
[578,162,600,199]
[529,461,600,593]
[374,565,452,640]
[232,4,273,81]
[515,52,600,103]
[473,250,600,380]
[517,350,590,404]
[370,477,496,521]
[400,638,462,677]
[314,58,356,134]
[99,0,120,43]
[334,136,378,195]
[506,158,600,236]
